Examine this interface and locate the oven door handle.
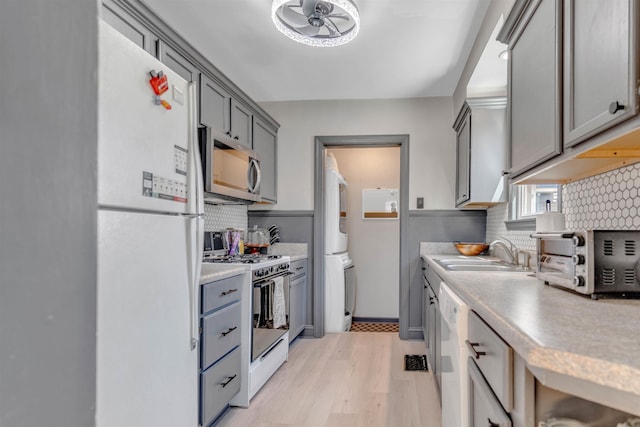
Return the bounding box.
[530,232,575,239]
[253,272,292,288]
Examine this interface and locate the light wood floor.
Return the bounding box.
[217,332,442,427]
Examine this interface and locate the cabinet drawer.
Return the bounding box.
[290,259,307,280]
[468,357,512,427]
[201,347,241,427]
[202,301,241,369]
[202,274,243,314]
[467,311,513,411]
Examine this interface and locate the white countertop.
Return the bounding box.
[200,263,247,285]
[268,243,308,262]
[422,253,640,416]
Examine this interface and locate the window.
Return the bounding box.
[510,184,561,220]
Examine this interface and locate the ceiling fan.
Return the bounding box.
[271,0,360,47]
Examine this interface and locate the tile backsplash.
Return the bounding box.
[487,162,640,251]
[204,204,248,231]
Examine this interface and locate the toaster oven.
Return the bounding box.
[532,230,640,298]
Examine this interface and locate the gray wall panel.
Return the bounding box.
[0,2,98,426]
[406,210,486,339]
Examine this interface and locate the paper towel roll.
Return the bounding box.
[536,212,565,232]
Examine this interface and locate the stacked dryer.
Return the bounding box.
[324,152,356,332]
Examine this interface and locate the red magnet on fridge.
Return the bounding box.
[148,70,169,95]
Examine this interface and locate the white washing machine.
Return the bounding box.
[324,252,356,332]
[324,152,356,332]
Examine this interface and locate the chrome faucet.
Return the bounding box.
[489,236,518,265]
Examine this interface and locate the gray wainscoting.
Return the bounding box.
[406,210,486,339]
[250,209,486,341]
[249,210,315,336]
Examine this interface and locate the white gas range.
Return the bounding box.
[202,233,291,407]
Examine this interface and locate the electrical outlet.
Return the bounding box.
[417,197,424,209]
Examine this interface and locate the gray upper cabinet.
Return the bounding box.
[230,99,253,148]
[252,117,277,203]
[455,108,471,206]
[200,75,253,149]
[200,74,231,133]
[563,0,638,147]
[507,0,562,177]
[453,97,507,208]
[158,40,199,84]
[102,0,157,55]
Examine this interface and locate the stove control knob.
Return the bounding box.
[572,255,585,265]
[572,235,585,247]
[573,275,585,287]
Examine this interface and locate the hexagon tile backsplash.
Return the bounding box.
[487,162,640,251]
[563,162,640,230]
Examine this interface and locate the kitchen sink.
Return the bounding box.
[434,257,525,272]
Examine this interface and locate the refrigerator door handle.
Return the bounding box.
[187,216,204,351]
[187,81,205,216]
[186,81,204,351]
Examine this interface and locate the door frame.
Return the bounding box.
[313,135,410,338]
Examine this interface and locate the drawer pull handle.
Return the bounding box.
[221,326,238,337]
[488,418,499,427]
[220,374,237,388]
[466,340,486,359]
[296,266,304,271]
[220,288,238,297]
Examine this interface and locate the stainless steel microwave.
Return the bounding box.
[199,127,261,203]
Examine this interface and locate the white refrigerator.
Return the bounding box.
[96,21,204,427]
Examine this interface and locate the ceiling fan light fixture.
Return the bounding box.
[271,0,360,47]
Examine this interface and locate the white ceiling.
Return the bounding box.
[143,0,492,103]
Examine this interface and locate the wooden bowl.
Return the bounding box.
[454,242,489,256]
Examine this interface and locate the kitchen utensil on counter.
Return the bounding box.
[453,242,489,256]
[268,224,280,245]
[245,225,270,254]
[224,229,243,255]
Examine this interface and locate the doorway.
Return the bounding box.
[313,135,410,338]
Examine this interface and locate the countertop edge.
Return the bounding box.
[422,254,640,416]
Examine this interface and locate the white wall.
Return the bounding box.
[256,97,456,211]
[329,147,400,319]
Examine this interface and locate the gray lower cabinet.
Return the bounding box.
[428,286,441,393]
[467,310,514,427]
[200,273,244,426]
[468,358,512,427]
[201,347,241,427]
[102,0,157,55]
[506,0,562,177]
[252,117,278,203]
[421,261,429,347]
[563,0,638,147]
[288,259,307,341]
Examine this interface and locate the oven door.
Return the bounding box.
[251,274,289,361]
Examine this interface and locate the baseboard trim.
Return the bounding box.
[353,316,399,324]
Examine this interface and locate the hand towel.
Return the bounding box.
[272,276,286,329]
